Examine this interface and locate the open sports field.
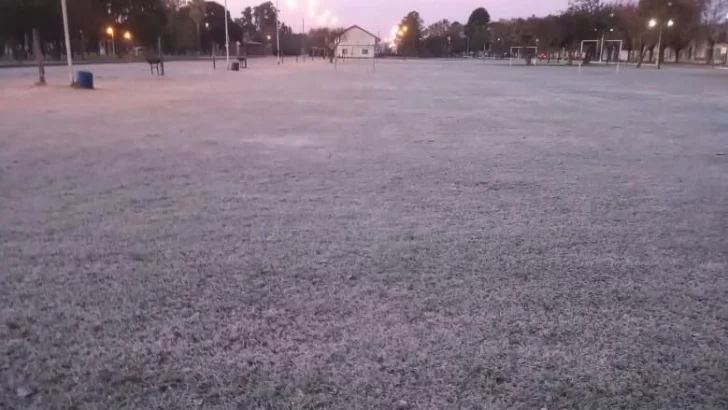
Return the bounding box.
[1,58,727,409]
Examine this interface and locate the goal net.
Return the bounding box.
[509,46,539,66]
[579,39,623,71]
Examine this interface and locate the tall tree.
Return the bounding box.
[699,0,728,63]
[637,0,701,65]
[465,7,491,52]
[423,19,451,57]
[397,11,424,56]
[447,21,468,54]
[308,27,344,62]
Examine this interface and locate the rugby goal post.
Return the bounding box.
[509,46,538,66]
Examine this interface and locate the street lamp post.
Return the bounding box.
[60,0,74,84]
[224,0,230,69]
[106,26,116,58]
[649,18,674,69]
[275,0,281,65]
[79,30,85,59]
[123,31,132,60]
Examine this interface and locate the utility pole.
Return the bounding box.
[79,30,85,59]
[224,0,230,69]
[276,0,281,65]
[60,0,74,85]
[656,25,663,69]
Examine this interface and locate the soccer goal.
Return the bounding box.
[509,46,538,66]
[579,39,623,72]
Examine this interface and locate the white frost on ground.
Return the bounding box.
[1,58,728,409]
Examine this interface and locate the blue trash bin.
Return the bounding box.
[76,71,94,89]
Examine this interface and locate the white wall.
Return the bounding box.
[336,26,376,59]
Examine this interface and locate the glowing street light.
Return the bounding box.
[648,18,675,69]
[267,34,272,41]
[106,26,116,57]
[123,31,132,41]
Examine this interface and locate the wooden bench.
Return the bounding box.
[146,58,161,75]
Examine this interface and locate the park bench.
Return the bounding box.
[146,58,161,75]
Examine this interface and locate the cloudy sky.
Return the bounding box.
[226,0,569,38]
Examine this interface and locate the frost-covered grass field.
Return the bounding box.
[1,58,727,410]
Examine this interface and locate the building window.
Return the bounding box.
[342,48,348,55]
[362,49,369,55]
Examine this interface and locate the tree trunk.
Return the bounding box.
[705,39,715,65]
[195,22,201,55]
[674,47,682,63]
[32,27,45,85]
[636,45,646,68]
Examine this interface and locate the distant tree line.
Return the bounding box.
[2,0,726,66]
[0,0,325,59]
[394,0,728,65]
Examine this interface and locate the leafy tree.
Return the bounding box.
[636,0,701,66]
[699,0,728,63]
[203,1,242,49]
[423,19,451,57]
[397,11,424,56]
[447,21,468,54]
[465,7,491,52]
[0,0,62,82]
[308,27,344,62]
[239,6,256,39]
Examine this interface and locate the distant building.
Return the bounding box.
[336,25,380,59]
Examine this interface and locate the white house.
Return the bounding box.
[336,25,380,59]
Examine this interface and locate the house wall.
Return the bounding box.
[336,27,376,59]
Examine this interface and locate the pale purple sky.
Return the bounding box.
[226,0,569,39]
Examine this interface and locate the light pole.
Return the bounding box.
[106,26,116,58]
[79,30,85,59]
[60,0,74,84]
[275,0,281,65]
[123,31,132,56]
[649,18,674,69]
[224,0,230,69]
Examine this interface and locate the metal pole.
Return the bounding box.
[158,36,165,75]
[617,42,622,72]
[599,34,604,63]
[80,30,85,59]
[60,0,74,84]
[656,26,662,69]
[276,0,281,65]
[112,32,116,58]
[224,0,230,69]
